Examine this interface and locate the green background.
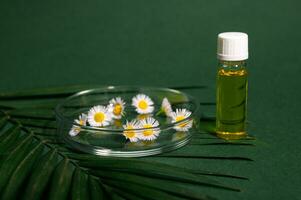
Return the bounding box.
[0,0,300,199]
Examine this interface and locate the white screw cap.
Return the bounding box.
[217,32,248,61]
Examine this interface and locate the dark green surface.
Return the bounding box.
[0,0,300,199]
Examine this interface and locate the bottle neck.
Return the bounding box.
[218,60,247,70]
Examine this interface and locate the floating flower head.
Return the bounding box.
[69,125,81,137]
[170,108,193,131]
[69,113,87,136]
[108,97,126,119]
[123,120,141,142]
[132,94,154,114]
[87,105,112,127]
[138,117,160,141]
[160,98,173,117]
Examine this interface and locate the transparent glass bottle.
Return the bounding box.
[216,32,248,138]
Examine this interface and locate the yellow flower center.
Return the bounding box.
[113,104,122,115]
[79,120,85,125]
[143,124,154,136]
[174,132,186,140]
[175,115,187,127]
[138,100,148,110]
[124,125,135,138]
[94,112,105,123]
[74,126,81,132]
[163,107,167,113]
[137,114,149,120]
[175,115,185,122]
[142,140,154,146]
[114,119,122,128]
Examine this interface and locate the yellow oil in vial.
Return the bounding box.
[216,61,248,137]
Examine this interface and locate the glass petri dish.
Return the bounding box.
[55,86,200,157]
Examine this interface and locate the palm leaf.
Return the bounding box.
[71,168,90,200]
[92,170,218,200]
[0,85,255,199]
[1,142,44,199]
[23,149,59,200]
[89,176,106,200]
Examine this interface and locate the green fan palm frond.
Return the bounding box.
[0,85,255,200]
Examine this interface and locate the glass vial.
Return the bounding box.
[216,32,248,137]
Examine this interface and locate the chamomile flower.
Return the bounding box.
[87,105,112,127]
[170,108,193,131]
[132,94,154,114]
[75,113,88,126]
[108,97,126,119]
[160,98,173,117]
[122,120,141,142]
[138,117,160,141]
[69,126,81,137]
[69,113,87,136]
